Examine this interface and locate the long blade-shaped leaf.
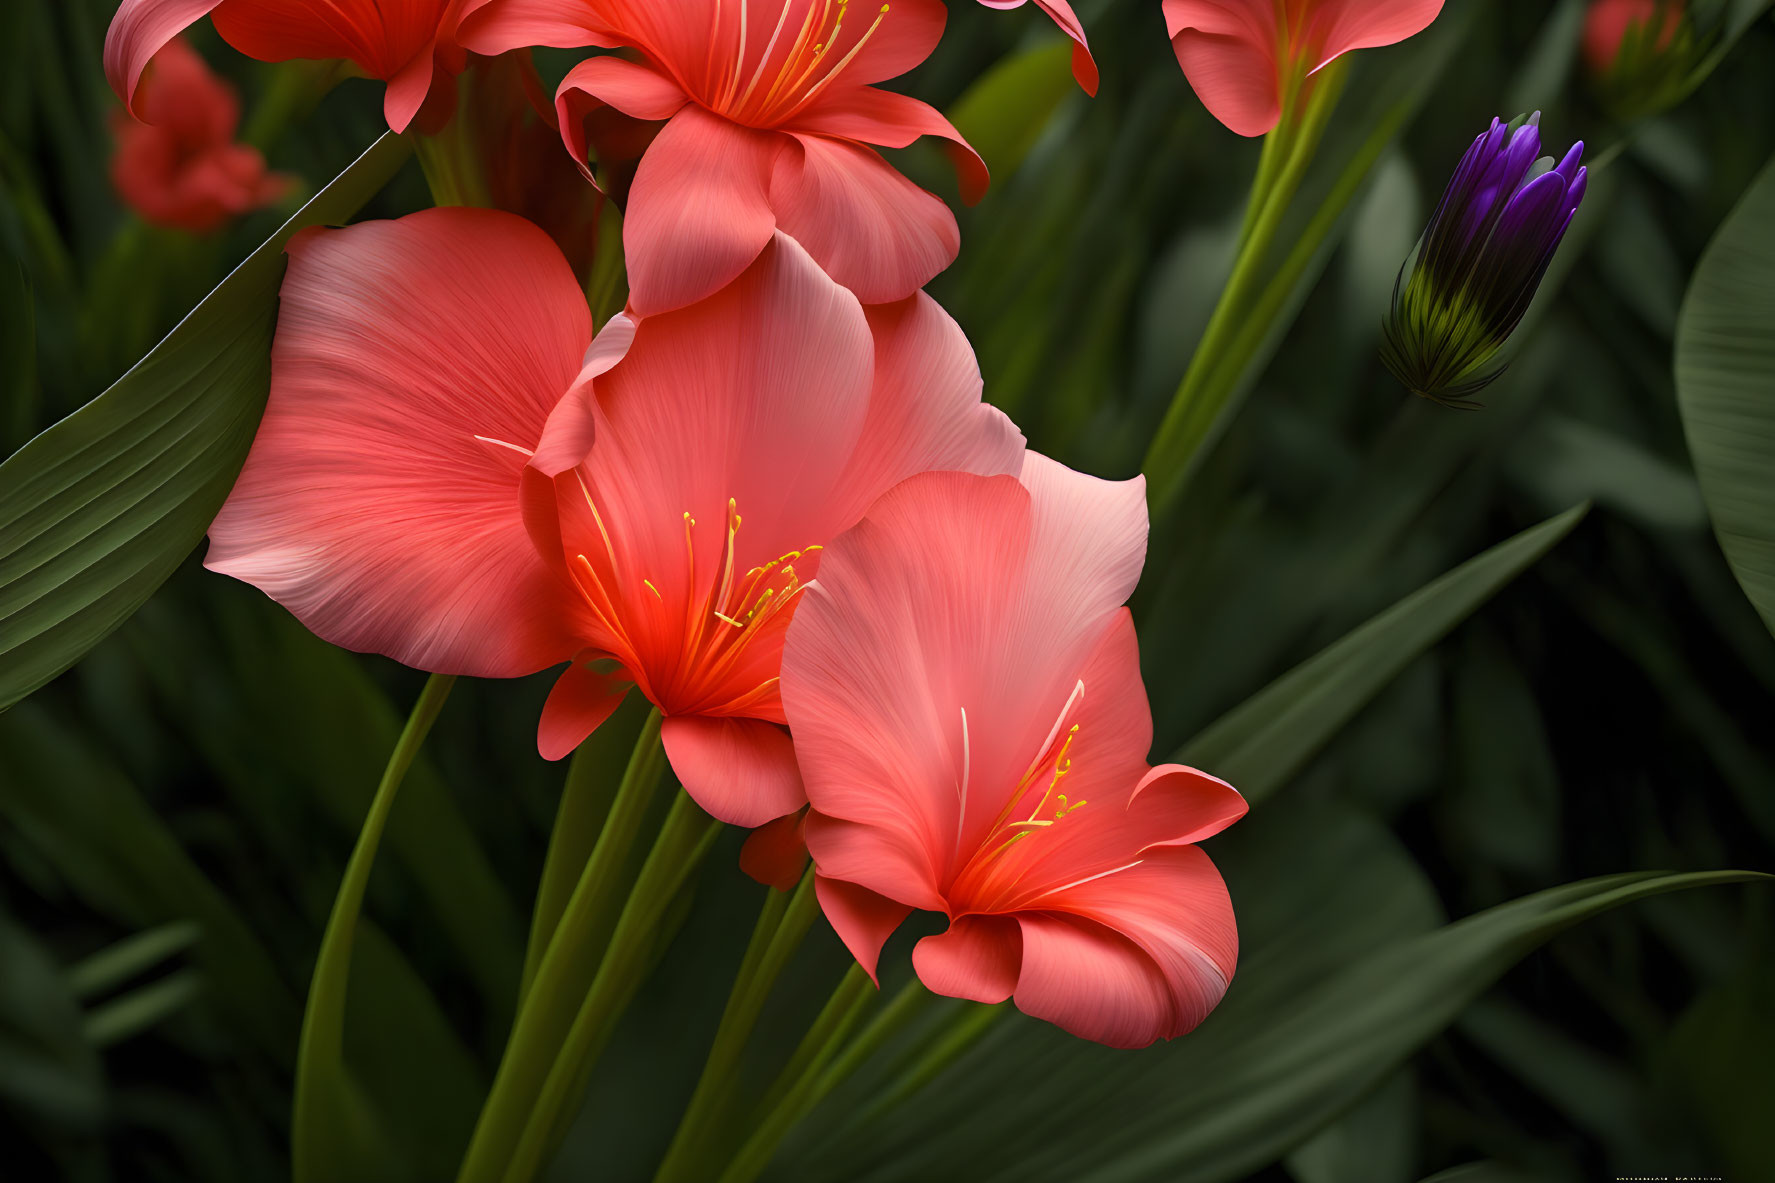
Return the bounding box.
[0,133,412,710]
[1675,152,1775,637]
[1178,505,1588,802]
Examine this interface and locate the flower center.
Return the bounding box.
[703,0,893,126]
[564,482,816,714]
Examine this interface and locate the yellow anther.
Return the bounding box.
[643,579,662,600]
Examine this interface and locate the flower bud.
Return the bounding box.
[1381,114,1587,408]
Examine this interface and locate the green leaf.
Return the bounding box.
[0,703,298,1062]
[947,41,1075,182]
[1178,505,1589,803]
[83,969,203,1049]
[792,867,1764,1183]
[0,132,412,712]
[67,921,200,1001]
[0,910,103,1134]
[293,673,454,1183]
[1675,152,1775,638]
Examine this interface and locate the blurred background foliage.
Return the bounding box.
[1,0,1772,1181]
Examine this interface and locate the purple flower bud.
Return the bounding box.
[1381,114,1588,407]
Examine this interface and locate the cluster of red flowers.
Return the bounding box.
[106,0,1453,1049]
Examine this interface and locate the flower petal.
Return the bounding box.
[458,0,626,54]
[554,54,691,166]
[104,0,225,119]
[740,808,810,891]
[1128,764,1249,851]
[537,660,633,760]
[1311,0,1446,70]
[770,133,959,306]
[1162,0,1281,137]
[205,208,591,678]
[815,874,913,984]
[821,293,1024,529]
[620,106,781,316]
[784,86,989,206]
[1013,911,1176,1049]
[661,716,805,827]
[977,0,1098,95]
[1033,847,1238,1041]
[912,914,1022,1003]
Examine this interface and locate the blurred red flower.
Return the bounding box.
[1582,0,1684,74]
[110,38,291,233]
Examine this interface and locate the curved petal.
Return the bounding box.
[209,0,450,77]
[1128,764,1248,851]
[1034,846,1237,1041]
[621,106,781,316]
[382,36,441,133]
[815,874,913,984]
[537,660,633,760]
[555,54,691,166]
[740,808,810,891]
[661,715,805,827]
[130,36,239,141]
[1162,0,1282,137]
[783,470,1034,870]
[820,293,1024,530]
[1312,0,1446,69]
[104,0,225,119]
[977,0,1098,95]
[1013,911,1176,1048]
[770,133,959,306]
[458,0,626,54]
[912,914,1021,1003]
[804,811,950,915]
[565,234,873,686]
[784,87,989,206]
[205,208,591,678]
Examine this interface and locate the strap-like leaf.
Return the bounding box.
[1179,504,1588,802]
[1676,152,1775,637]
[0,133,412,711]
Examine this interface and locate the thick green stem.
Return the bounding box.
[500,792,721,1183]
[413,125,491,210]
[1143,58,1350,515]
[518,705,651,1002]
[455,712,668,1183]
[717,965,878,1183]
[294,673,455,1183]
[654,872,820,1183]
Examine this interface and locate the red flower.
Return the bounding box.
[105,0,467,134]
[110,38,291,233]
[1582,0,1683,74]
[458,0,989,315]
[1163,0,1445,136]
[781,457,1246,1047]
[204,208,1022,828]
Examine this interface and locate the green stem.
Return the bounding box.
[717,965,878,1183]
[1169,95,1410,496]
[654,872,820,1183]
[518,705,651,1002]
[1143,57,1349,516]
[413,124,491,210]
[500,791,721,1183]
[809,976,930,1103]
[455,711,668,1183]
[294,673,455,1183]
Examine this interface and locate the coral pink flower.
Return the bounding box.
[105,0,466,134]
[1582,0,1683,74]
[1163,0,1445,137]
[205,207,1021,828]
[457,0,988,315]
[978,0,1098,94]
[782,457,1248,1048]
[110,38,291,233]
